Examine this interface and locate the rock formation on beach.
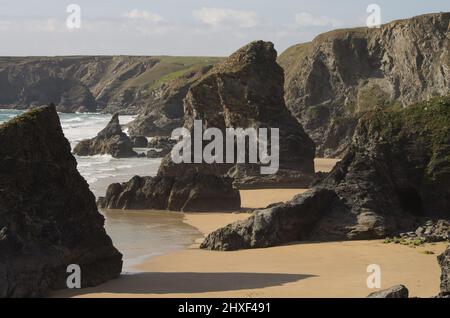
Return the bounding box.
[201,96,450,250]
[97,174,240,212]
[438,246,450,297]
[0,105,122,297]
[159,40,316,189]
[130,135,148,148]
[367,285,409,298]
[278,12,450,157]
[100,40,316,211]
[73,113,137,158]
[0,56,221,114]
[146,137,176,158]
[399,219,450,243]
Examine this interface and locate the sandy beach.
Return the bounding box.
[55,210,447,298]
[53,158,448,298]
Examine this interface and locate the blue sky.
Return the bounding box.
[0,0,448,56]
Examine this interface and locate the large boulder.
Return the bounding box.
[367,285,409,298]
[438,246,450,297]
[159,40,316,189]
[279,12,450,157]
[98,174,240,212]
[147,148,171,159]
[148,136,177,149]
[201,96,450,250]
[0,105,122,297]
[130,135,148,148]
[201,189,336,250]
[73,113,137,158]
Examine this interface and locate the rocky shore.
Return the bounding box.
[201,96,450,250]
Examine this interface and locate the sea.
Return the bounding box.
[0,109,200,272]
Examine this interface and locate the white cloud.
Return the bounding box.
[295,12,343,28]
[0,18,64,33]
[123,9,163,23]
[193,7,259,28]
[0,21,12,31]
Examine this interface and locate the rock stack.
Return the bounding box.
[99,41,317,212]
[158,40,316,189]
[0,105,122,297]
[73,113,137,158]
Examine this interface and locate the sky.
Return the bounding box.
[0,0,448,56]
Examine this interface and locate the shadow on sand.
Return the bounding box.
[56,272,316,296]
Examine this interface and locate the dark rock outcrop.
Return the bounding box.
[201,96,450,250]
[367,285,409,298]
[147,148,171,159]
[438,246,450,297]
[148,136,177,150]
[399,220,450,243]
[98,174,240,212]
[73,113,137,158]
[0,105,122,297]
[201,189,336,250]
[278,12,450,157]
[159,40,316,189]
[130,135,148,148]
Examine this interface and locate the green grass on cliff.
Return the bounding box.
[277,42,311,70]
[0,105,46,132]
[123,56,223,91]
[366,95,450,182]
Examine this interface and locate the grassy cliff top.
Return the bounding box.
[359,95,450,181]
[278,12,449,72]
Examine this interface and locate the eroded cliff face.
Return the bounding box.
[159,40,316,189]
[0,56,221,115]
[201,96,450,250]
[0,105,122,297]
[127,65,213,137]
[279,12,450,157]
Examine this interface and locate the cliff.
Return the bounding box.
[0,56,221,114]
[201,96,450,250]
[278,12,450,157]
